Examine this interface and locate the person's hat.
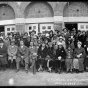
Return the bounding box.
[63,28,67,31]
[57,42,63,45]
[59,36,63,39]
[59,36,65,41]
[32,30,36,33]
[46,33,49,37]
[77,41,82,45]
[0,38,3,43]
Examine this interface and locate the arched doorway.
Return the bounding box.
[63,2,88,32]
[0,4,16,36]
[24,2,54,35]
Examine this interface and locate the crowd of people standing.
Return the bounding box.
[0,27,88,74]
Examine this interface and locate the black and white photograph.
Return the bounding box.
[0,1,88,86]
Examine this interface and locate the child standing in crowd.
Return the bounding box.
[65,46,73,73]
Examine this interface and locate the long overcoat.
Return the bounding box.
[0,45,8,65]
[16,45,29,64]
[74,47,86,71]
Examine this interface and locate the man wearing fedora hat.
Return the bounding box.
[0,38,8,71]
[73,41,86,73]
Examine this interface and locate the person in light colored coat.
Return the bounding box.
[8,40,18,68]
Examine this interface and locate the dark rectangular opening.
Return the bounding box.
[0,26,4,32]
[65,22,77,32]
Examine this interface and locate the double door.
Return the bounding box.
[25,24,38,36]
[40,24,54,34]
[5,25,16,36]
[25,23,54,35]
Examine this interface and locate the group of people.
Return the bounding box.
[0,27,88,74]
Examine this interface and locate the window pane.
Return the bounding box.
[42,26,46,30]
[7,28,10,31]
[33,26,36,29]
[48,26,51,29]
[12,27,15,31]
[86,25,88,29]
[81,25,84,29]
[29,26,32,30]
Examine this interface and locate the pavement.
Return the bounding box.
[0,69,88,86]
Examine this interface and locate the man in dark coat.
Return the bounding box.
[84,37,88,71]
[0,39,8,71]
[55,42,67,73]
[80,31,86,47]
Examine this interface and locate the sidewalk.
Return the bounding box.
[0,69,88,86]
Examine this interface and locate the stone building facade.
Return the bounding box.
[0,2,88,35]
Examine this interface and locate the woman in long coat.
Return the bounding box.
[84,37,88,71]
[55,42,66,73]
[73,41,86,73]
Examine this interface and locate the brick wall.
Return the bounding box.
[54,22,62,31]
[0,4,15,20]
[24,2,54,18]
[63,2,88,17]
[54,2,67,16]
[0,2,88,33]
[15,24,25,34]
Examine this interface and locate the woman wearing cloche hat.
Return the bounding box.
[73,41,86,73]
